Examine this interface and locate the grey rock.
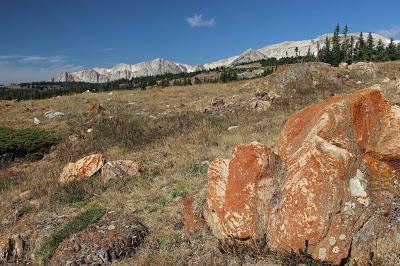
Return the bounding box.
[44,111,65,119]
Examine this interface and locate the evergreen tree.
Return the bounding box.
[366,32,375,61]
[375,39,386,61]
[386,38,397,60]
[318,37,332,63]
[331,23,343,65]
[397,42,400,60]
[355,32,366,61]
[348,35,355,63]
[342,25,350,62]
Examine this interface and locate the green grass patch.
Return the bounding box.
[0,127,59,162]
[155,233,183,252]
[163,186,188,205]
[36,206,106,263]
[184,163,208,175]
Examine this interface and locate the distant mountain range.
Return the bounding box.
[52,33,398,83]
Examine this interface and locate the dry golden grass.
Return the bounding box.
[1,61,400,265]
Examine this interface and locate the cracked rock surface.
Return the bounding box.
[205,87,400,265]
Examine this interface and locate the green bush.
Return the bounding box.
[0,127,59,162]
[37,207,106,263]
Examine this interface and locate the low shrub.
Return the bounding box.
[0,127,59,163]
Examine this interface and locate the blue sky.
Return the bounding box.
[1,0,400,83]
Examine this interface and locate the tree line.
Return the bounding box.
[0,66,275,100]
[318,24,400,66]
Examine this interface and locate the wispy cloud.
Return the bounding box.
[103,47,116,52]
[186,14,215,28]
[378,26,400,39]
[0,54,81,84]
[0,54,68,64]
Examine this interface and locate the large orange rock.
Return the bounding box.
[59,154,104,184]
[204,142,284,241]
[205,87,400,265]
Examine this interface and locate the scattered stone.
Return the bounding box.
[100,160,141,183]
[211,97,224,107]
[128,101,135,105]
[59,154,104,185]
[227,126,239,131]
[149,115,157,119]
[51,212,148,265]
[382,77,391,83]
[44,111,65,119]
[201,160,210,166]
[205,87,400,265]
[86,128,93,133]
[267,90,281,101]
[18,190,32,201]
[339,62,349,69]
[356,80,362,84]
[68,134,79,142]
[348,62,378,78]
[88,104,105,113]
[254,90,268,99]
[33,117,40,125]
[250,100,271,112]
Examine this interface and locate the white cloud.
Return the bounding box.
[378,26,400,39]
[186,14,215,28]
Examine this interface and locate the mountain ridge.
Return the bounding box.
[52,33,399,83]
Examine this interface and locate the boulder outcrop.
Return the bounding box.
[59,154,104,184]
[50,212,148,265]
[100,160,141,183]
[204,87,400,265]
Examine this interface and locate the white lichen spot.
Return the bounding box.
[339,234,346,241]
[349,169,370,206]
[344,201,355,224]
[319,247,327,260]
[332,246,339,254]
[329,236,336,246]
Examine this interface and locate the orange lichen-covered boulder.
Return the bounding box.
[205,87,400,265]
[204,142,284,241]
[59,154,104,185]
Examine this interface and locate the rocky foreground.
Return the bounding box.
[202,87,400,265]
